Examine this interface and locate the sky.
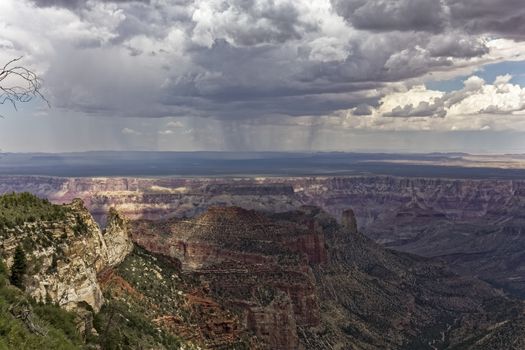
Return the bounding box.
[1,0,525,153]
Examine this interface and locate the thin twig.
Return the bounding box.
[0,56,50,116]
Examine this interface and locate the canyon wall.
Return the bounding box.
[0,198,132,312]
[131,206,325,349]
[128,205,525,349]
[3,187,525,349]
[2,175,525,296]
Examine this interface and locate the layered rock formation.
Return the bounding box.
[0,198,132,312]
[3,175,522,297]
[0,176,300,225]
[294,176,525,297]
[129,205,525,349]
[132,206,324,349]
[0,193,251,349]
[5,177,525,349]
[97,247,252,349]
[2,189,525,349]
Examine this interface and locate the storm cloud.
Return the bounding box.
[331,0,446,32]
[2,0,525,151]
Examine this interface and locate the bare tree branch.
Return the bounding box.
[0,56,49,117]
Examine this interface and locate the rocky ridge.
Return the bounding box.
[0,194,252,349]
[3,175,523,297]
[0,198,132,312]
[132,206,324,349]
[3,185,525,349]
[130,205,525,349]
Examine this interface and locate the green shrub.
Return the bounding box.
[32,303,81,344]
[72,215,89,236]
[9,246,27,289]
[0,283,81,349]
[0,192,70,231]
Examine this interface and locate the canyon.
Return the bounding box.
[2,175,525,298]
[2,191,525,348]
[126,204,525,349]
[0,197,132,313]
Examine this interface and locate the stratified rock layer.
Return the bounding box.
[4,175,524,297]
[341,208,357,233]
[130,205,525,350]
[0,199,132,312]
[103,207,134,267]
[132,206,324,349]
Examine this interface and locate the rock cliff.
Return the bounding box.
[132,206,324,349]
[4,175,522,297]
[0,197,132,312]
[103,207,134,267]
[2,191,525,349]
[129,205,525,349]
[0,193,248,349]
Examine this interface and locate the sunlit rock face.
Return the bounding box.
[0,199,132,312]
[103,207,134,267]
[0,177,300,225]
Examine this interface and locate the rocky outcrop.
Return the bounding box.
[0,198,132,312]
[246,291,301,350]
[98,247,252,349]
[103,207,134,267]
[282,233,327,265]
[129,205,525,349]
[4,175,525,296]
[131,206,323,349]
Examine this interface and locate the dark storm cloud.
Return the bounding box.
[159,85,377,120]
[427,34,489,58]
[448,0,525,39]
[167,40,380,97]
[15,0,525,129]
[331,0,445,32]
[331,0,525,39]
[151,38,387,119]
[353,104,373,116]
[214,0,314,46]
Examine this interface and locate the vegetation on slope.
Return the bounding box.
[0,192,71,238]
[0,260,83,350]
[96,247,252,349]
[0,193,201,349]
[94,248,188,349]
[0,193,85,348]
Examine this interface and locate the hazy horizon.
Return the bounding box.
[2,151,525,178]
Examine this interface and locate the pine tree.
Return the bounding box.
[10,245,27,289]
